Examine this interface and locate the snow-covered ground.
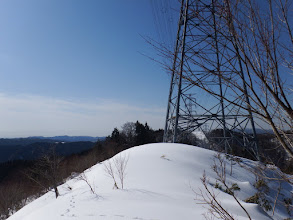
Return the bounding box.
[8,143,293,220]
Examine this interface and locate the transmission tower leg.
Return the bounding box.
[164,0,189,143]
[173,0,189,143]
[163,0,185,143]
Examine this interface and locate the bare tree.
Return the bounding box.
[24,145,62,198]
[212,154,252,219]
[121,122,136,146]
[104,153,129,189]
[78,172,97,195]
[0,181,28,219]
[194,154,251,220]
[217,0,293,157]
[104,159,119,189]
[195,172,236,220]
[113,154,129,189]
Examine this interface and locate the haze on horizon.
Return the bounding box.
[0,0,178,138]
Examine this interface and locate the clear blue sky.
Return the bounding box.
[0,0,179,137]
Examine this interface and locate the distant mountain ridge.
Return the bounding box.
[28,135,105,143]
[0,141,96,163]
[0,136,106,163]
[0,136,105,146]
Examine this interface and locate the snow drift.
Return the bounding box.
[7,143,293,220]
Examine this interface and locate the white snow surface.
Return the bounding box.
[8,143,293,220]
[193,130,206,140]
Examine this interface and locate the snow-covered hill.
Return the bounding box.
[7,143,293,220]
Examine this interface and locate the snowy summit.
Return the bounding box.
[8,143,293,220]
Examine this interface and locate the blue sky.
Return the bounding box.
[0,0,178,137]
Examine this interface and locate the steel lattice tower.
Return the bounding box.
[163,0,259,160]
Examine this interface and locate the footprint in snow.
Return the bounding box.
[60,209,70,217]
[160,155,171,161]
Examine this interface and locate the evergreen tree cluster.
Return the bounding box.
[108,121,163,147]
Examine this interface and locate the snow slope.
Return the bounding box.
[7,143,293,220]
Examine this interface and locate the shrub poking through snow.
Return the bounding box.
[212,182,240,195]
[254,178,269,192]
[113,154,129,189]
[195,172,237,220]
[283,197,293,215]
[104,160,119,189]
[104,154,129,189]
[77,172,97,195]
[246,169,272,211]
[245,192,272,211]
[195,153,252,220]
[225,183,240,195]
